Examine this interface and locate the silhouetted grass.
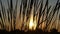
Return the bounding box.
[0,0,60,32]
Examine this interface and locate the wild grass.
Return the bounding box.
[0,0,60,32]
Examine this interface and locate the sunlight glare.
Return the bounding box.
[29,18,34,30]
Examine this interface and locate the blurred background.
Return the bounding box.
[0,0,60,32]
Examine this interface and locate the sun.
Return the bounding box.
[29,18,34,30]
[29,16,37,30]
